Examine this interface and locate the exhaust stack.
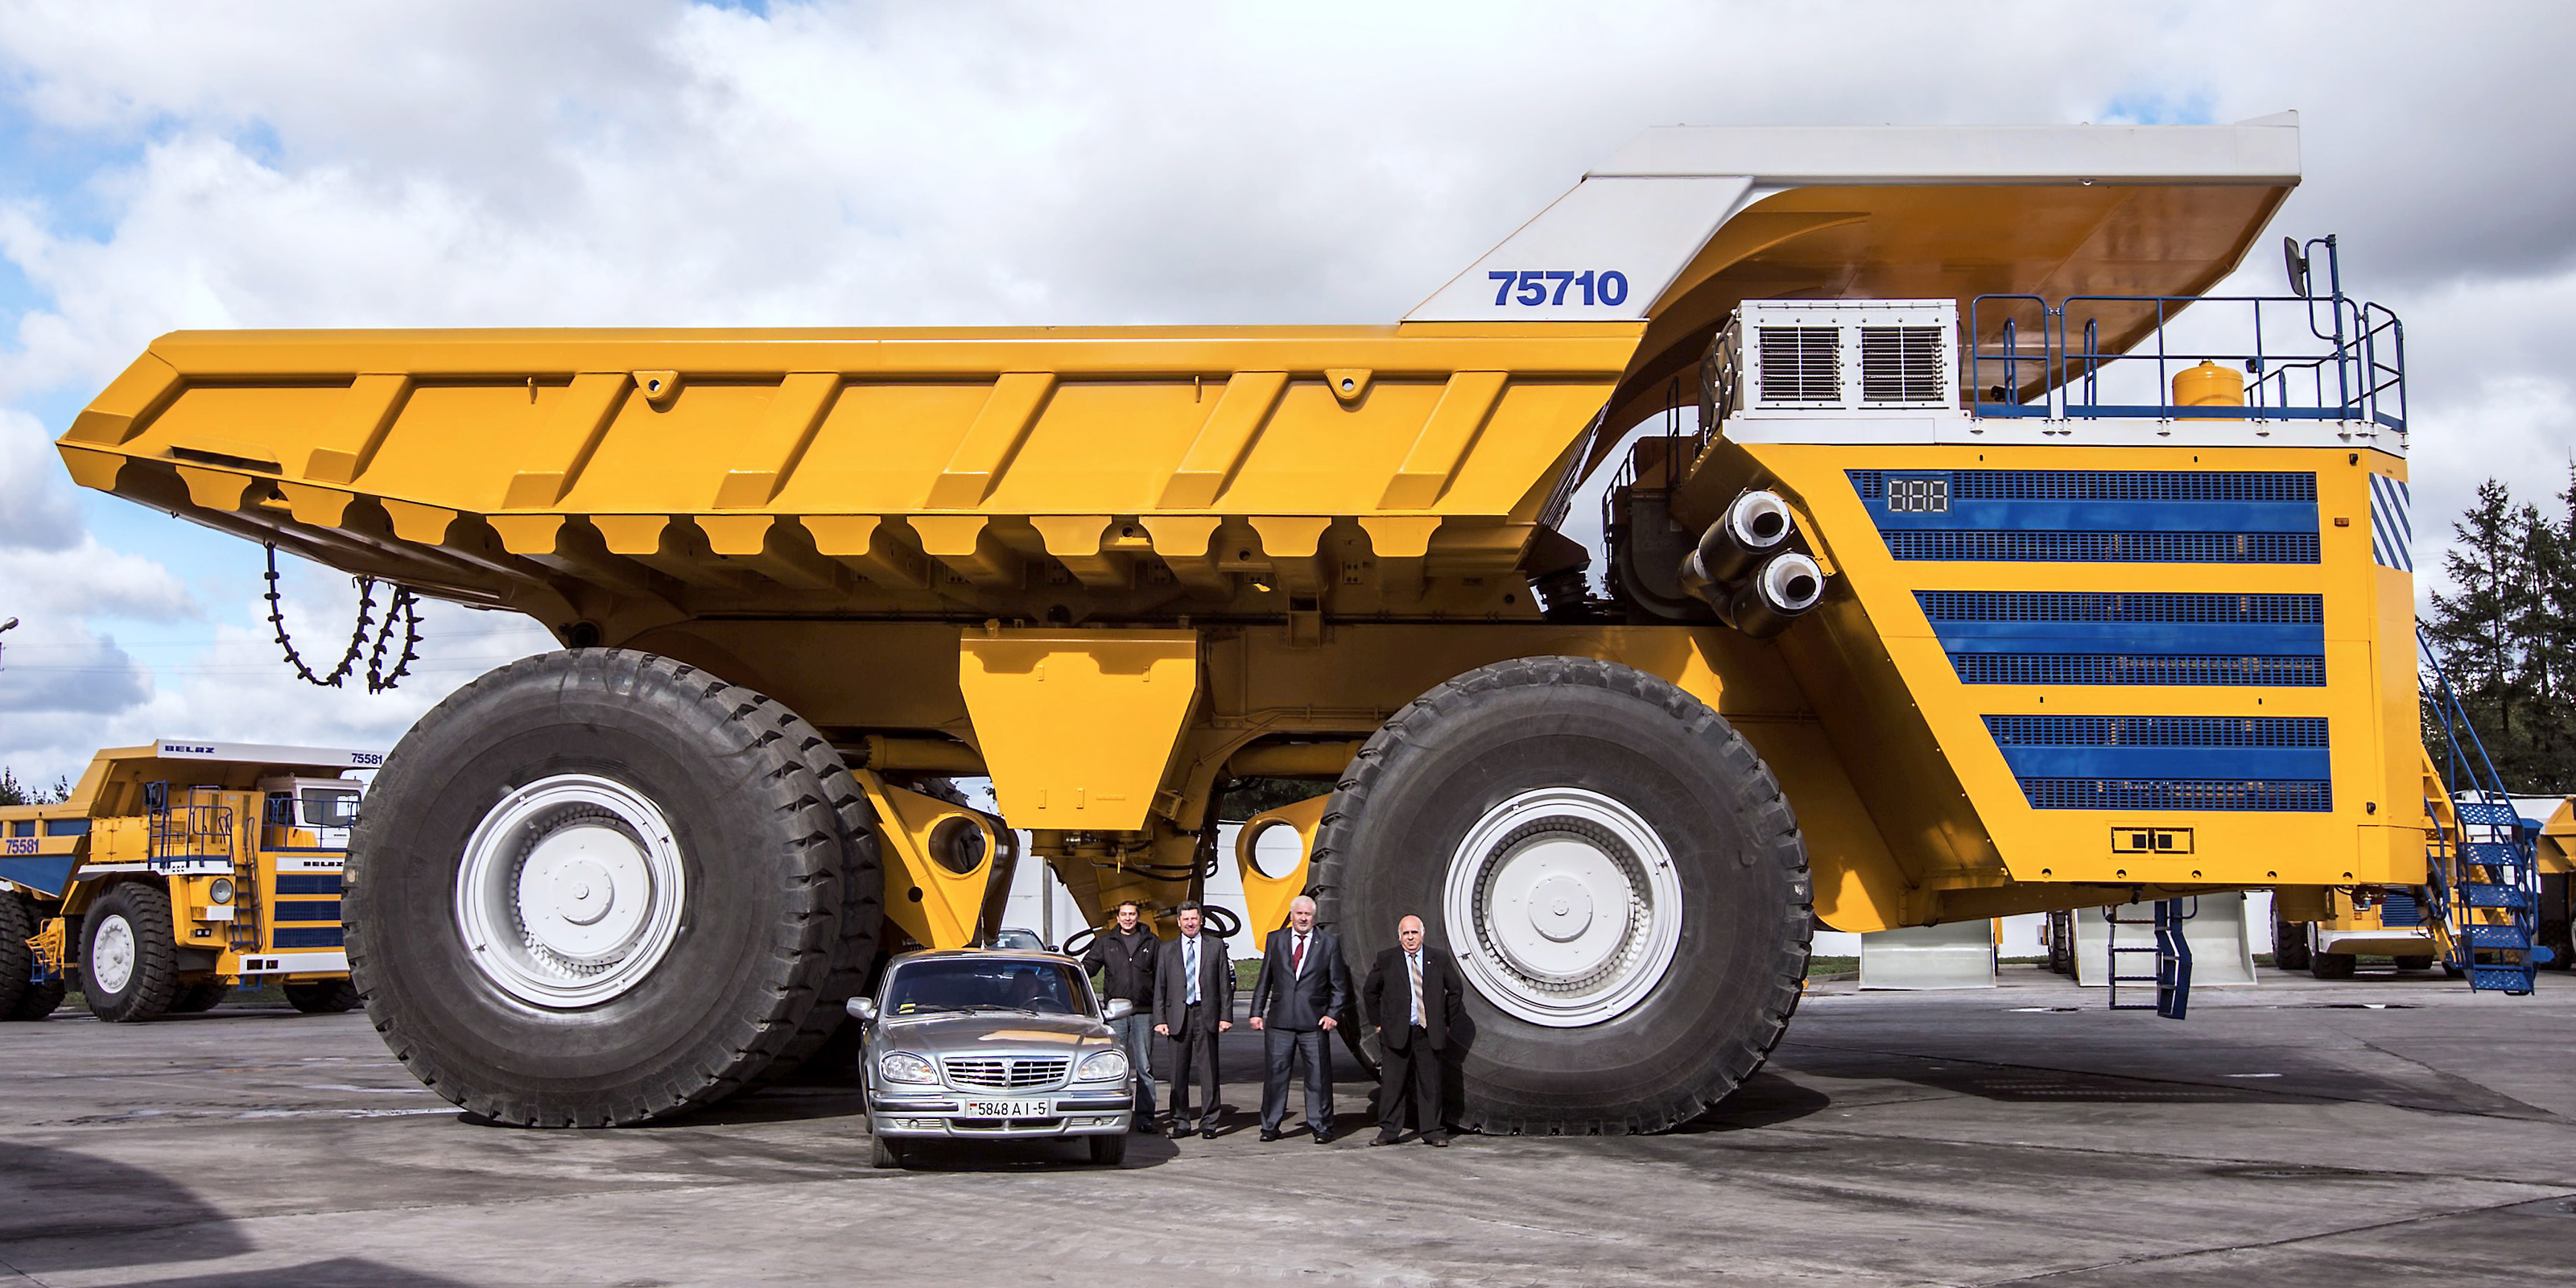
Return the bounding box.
[1678,489,1794,595]
[1719,551,1825,638]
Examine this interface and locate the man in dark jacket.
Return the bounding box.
[1080,899,1159,1129]
[1150,902,1234,1138]
[1362,914,1464,1146]
[1247,894,1353,1143]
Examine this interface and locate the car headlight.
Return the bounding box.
[207,878,234,904]
[878,1052,938,1085]
[1078,1049,1131,1082]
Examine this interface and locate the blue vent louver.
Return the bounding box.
[1953,654,2325,687]
[2018,778,2332,811]
[1983,714,2332,812]
[1852,470,2316,502]
[273,927,345,949]
[1888,530,2319,563]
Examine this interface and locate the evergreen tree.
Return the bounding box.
[0,768,23,807]
[2424,471,2576,792]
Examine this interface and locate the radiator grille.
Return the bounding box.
[943,1056,1071,1091]
[1860,326,1947,403]
[1951,654,2326,686]
[271,899,341,923]
[2019,778,2333,811]
[1983,716,2329,747]
[1917,591,2322,625]
[274,927,344,949]
[1850,470,2315,502]
[276,873,343,895]
[1756,327,1841,403]
[1888,531,2319,563]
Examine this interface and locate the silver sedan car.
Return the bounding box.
[847,949,1137,1168]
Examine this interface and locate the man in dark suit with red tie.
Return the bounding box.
[1363,914,1464,1146]
[1247,894,1352,1142]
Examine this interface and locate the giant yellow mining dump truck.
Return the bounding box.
[55,117,2481,1131]
[1,741,374,1022]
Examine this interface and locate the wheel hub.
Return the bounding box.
[91,914,135,995]
[1444,786,1685,1028]
[456,775,687,1009]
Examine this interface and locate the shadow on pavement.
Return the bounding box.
[0,1144,472,1286]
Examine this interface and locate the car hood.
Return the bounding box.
[876,1011,1112,1049]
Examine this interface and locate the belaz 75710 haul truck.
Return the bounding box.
[55,117,2525,1131]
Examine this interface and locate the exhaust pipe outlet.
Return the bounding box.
[1719,551,1826,638]
[1678,489,1794,593]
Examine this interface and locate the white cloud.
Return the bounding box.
[0,0,2573,775]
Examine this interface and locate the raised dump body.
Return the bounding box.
[0,741,376,1022]
[55,118,2435,1132]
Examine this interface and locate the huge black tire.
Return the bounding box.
[344,649,850,1126]
[286,980,361,1013]
[1311,656,1811,1136]
[749,739,883,1084]
[168,980,230,1013]
[2310,952,2356,980]
[2273,918,2311,971]
[1,891,65,1021]
[83,884,180,1022]
[2392,955,2434,972]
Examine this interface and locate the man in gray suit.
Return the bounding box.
[1248,894,1352,1143]
[1151,902,1233,1138]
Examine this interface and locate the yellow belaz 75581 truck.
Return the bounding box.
[49,116,2545,1131]
[1,741,376,1022]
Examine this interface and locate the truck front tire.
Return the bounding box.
[1312,656,1812,1135]
[83,884,180,1022]
[345,649,854,1126]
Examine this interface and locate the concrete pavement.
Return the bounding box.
[1,966,2569,1286]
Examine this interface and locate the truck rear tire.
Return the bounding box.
[1311,656,1811,1135]
[751,740,883,1084]
[83,884,180,1022]
[2309,952,2356,980]
[0,891,64,1021]
[344,649,849,1126]
[169,980,230,1013]
[286,980,361,1013]
[2272,919,2310,971]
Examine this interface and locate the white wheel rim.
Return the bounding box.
[454,774,687,1009]
[91,914,136,995]
[1443,786,1684,1028]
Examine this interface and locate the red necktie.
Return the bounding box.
[1292,935,1306,976]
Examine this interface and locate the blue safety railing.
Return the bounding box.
[2417,625,2549,993]
[1967,236,2405,433]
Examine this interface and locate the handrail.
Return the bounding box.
[1965,278,2405,432]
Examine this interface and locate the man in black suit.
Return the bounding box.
[1247,894,1352,1143]
[1363,914,1463,1146]
[1150,901,1233,1138]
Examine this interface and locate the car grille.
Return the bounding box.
[944,1057,1071,1090]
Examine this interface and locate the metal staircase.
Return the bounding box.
[2104,898,2194,1019]
[2418,627,2552,993]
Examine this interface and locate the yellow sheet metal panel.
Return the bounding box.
[1234,793,1329,941]
[859,773,1001,951]
[2541,797,2574,874]
[1734,438,2413,894]
[956,628,1200,831]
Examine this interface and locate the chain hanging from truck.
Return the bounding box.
[263,542,421,693]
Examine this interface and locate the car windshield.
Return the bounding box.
[883,959,1090,1018]
[992,930,1045,951]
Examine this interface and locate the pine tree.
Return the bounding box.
[0,768,23,807]
[2423,473,2576,792]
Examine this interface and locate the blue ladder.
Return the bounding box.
[2419,627,2553,993]
[2104,898,2194,1019]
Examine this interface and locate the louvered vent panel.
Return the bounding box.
[1757,327,1840,403]
[1860,325,1946,404]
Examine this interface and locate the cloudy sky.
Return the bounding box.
[0,0,2570,785]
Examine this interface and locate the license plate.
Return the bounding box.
[960,1099,1051,1117]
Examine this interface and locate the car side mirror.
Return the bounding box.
[845,997,877,1022]
[1101,998,1134,1022]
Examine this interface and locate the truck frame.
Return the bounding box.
[52,117,2482,1132]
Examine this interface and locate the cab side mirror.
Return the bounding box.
[1101,998,1134,1022]
[845,997,877,1022]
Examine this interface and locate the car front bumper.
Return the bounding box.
[866,1088,1133,1138]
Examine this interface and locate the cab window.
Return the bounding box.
[299,788,361,828]
[43,819,89,837]
[7,821,31,838]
